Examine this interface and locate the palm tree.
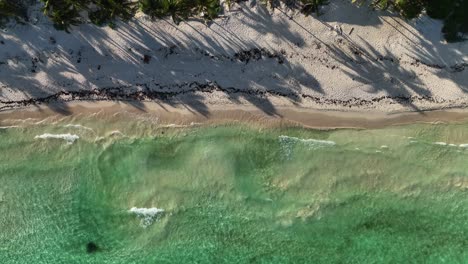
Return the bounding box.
[192,0,221,21]
[89,0,138,28]
[41,0,88,32]
[0,0,29,25]
[139,0,192,25]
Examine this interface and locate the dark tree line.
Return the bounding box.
[354,0,467,41]
[0,0,466,42]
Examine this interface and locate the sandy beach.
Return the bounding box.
[1,0,467,120]
[3,2,468,261]
[2,101,468,130]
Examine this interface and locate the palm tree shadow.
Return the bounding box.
[1,7,324,116]
[328,37,430,111]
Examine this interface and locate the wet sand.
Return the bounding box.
[2,101,468,129]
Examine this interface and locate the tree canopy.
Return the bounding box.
[0,0,466,42]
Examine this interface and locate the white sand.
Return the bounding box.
[0,0,467,114]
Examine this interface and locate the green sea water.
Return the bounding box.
[0,116,467,263]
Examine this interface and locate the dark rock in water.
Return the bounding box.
[86,242,99,253]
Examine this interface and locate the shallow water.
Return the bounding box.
[0,117,467,263]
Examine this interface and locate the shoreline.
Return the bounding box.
[1,1,467,118]
[2,101,468,129]
[1,85,468,114]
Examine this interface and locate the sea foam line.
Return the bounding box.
[34,133,79,144]
[129,207,165,228]
[63,124,95,133]
[434,142,468,148]
[278,135,336,146]
[279,135,335,159]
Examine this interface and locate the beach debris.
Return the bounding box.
[76,51,82,63]
[334,24,343,35]
[143,54,151,64]
[233,48,284,64]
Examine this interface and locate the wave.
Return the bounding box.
[279,135,335,159]
[34,133,79,144]
[0,126,20,129]
[279,135,335,147]
[129,207,165,228]
[160,122,201,128]
[160,124,189,128]
[63,124,95,133]
[107,130,126,137]
[434,142,468,148]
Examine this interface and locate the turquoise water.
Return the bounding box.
[0,117,467,263]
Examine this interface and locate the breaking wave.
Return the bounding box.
[34,133,79,144]
[434,142,468,148]
[129,207,165,228]
[279,135,335,159]
[63,124,95,133]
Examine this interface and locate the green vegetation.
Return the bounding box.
[259,0,330,16]
[0,0,466,42]
[88,0,138,28]
[0,0,29,26]
[41,0,138,31]
[139,0,220,25]
[354,0,467,41]
[425,0,468,42]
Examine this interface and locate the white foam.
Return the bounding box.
[0,126,20,129]
[63,124,94,132]
[279,136,335,146]
[108,130,126,137]
[160,124,188,128]
[160,122,201,128]
[34,133,79,144]
[380,145,388,149]
[434,142,468,148]
[279,135,335,159]
[129,207,164,228]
